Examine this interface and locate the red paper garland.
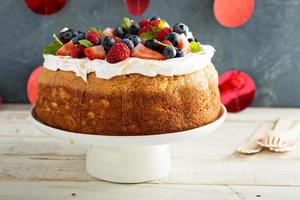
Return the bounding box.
[219,70,256,112]
[125,0,150,17]
[214,0,255,28]
[25,0,67,15]
[27,66,43,105]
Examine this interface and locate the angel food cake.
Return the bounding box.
[35,16,221,136]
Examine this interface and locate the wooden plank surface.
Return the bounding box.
[1,105,300,199]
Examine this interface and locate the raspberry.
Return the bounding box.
[86,31,102,45]
[106,43,130,63]
[155,27,173,41]
[139,18,150,27]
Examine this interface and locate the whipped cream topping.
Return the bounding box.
[43,45,215,81]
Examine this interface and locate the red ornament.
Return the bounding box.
[219,70,256,113]
[214,0,255,28]
[25,0,67,15]
[125,0,150,17]
[27,66,43,105]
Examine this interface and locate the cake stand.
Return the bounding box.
[30,105,226,183]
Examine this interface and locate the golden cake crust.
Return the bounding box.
[35,63,221,136]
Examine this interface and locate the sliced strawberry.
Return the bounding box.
[56,41,84,58]
[138,24,152,35]
[84,45,106,60]
[139,18,150,27]
[177,34,191,52]
[131,43,166,60]
[86,31,102,45]
[103,27,114,37]
[155,27,173,41]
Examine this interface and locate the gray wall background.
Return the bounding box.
[0,0,299,106]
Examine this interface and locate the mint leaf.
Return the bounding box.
[43,41,63,55]
[52,34,63,45]
[140,31,155,41]
[79,39,93,47]
[121,17,132,31]
[190,41,202,53]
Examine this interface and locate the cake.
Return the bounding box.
[35,16,221,136]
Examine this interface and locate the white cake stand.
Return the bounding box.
[30,105,226,183]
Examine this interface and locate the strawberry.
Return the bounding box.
[177,34,191,52]
[138,24,152,35]
[150,19,160,27]
[139,18,150,27]
[86,31,102,45]
[103,27,114,37]
[155,27,173,41]
[106,43,130,63]
[131,43,166,60]
[84,45,106,60]
[56,41,84,58]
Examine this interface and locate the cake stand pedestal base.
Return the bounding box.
[30,105,226,183]
[86,145,170,183]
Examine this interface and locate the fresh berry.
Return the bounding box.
[155,27,172,41]
[102,36,116,52]
[85,31,102,45]
[121,38,134,50]
[137,24,152,35]
[131,43,165,60]
[173,23,189,35]
[139,18,150,27]
[103,27,114,36]
[159,40,173,52]
[114,27,126,38]
[58,29,77,43]
[56,41,84,58]
[175,48,185,57]
[127,35,141,46]
[177,34,191,52]
[84,45,106,60]
[106,43,130,63]
[145,39,160,51]
[165,32,180,47]
[163,46,176,59]
[150,19,160,27]
[129,23,140,35]
[150,16,160,21]
[161,40,173,46]
[72,32,85,44]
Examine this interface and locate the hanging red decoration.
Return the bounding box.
[213,0,255,28]
[125,0,150,17]
[219,70,256,113]
[25,0,67,15]
[27,66,43,105]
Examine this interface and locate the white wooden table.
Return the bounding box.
[1,104,300,200]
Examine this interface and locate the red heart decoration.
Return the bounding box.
[27,66,43,105]
[25,0,67,15]
[219,70,256,113]
[214,0,255,28]
[125,0,150,17]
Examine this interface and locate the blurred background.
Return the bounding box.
[0,0,299,106]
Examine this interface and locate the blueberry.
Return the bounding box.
[150,16,160,21]
[175,48,185,57]
[102,36,116,52]
[124,33,132,38]
[98,37,105,45]
[127,35,141,47]
[163,46,176,59]
[145,39,160,51]
[72,33,85,44]
[173,23,189,35]
[165,32,180,47]
[57,29,80,43]
[129,23,140,35]
[114,27,126,38]
[188,38,194,43]
[121,38,134,50]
